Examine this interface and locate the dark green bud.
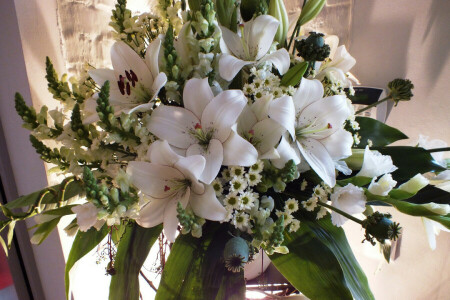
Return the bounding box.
[387,78,414,105]
[295,32,330,62]
[240,0,267,22]
[223,236,249,272]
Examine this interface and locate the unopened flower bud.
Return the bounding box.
[388,78,414,105]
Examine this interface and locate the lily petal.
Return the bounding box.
[297,138,336,187]
[259,48,290,75]
[186,139,223,185]
[245,15,279,60]
[136,198,165,228]
[127,161,184,199]
[268,95,296,138]
[252,119,285,155]
[89,68,117,86]
[329,45,356,73]
[163,190,190,242]
[222,129,258,166]
[175,155,206,195]
[220,26,246,58]
[151,72,167,98]
[321,128,353,161]
[219,54,253,81]
[237,105,258,135]
[272,136,301,169]
[145,37,162,80]
[190,185,227,221]
[201,90,247,142]
[293,78,324,114]
[147,140,181,166]
[111,42,153,85]
[147,105,199,148]
[183,78,214,120]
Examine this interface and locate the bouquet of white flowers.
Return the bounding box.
[1,0,449,299]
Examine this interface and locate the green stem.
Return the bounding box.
[317,201,363,225]
[426,147,450,153]
[355,96,391,115]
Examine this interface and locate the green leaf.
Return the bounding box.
[30,218,60,245]
[337,176,372,187]
[0,235,7,256]
[5,179,83,210]
[111,223,127,245]
[366,192,450,229]
[65,225,108,299]
[390,185,450,205]
[355,117,408,148]
[281,62,308,87]
[375,146,446,181]
[271,216,374,300]
[216,0,238,32]
[298,0,326,26]
[7,221,16,248]
[109,223,162,300]
[156,223,245,300]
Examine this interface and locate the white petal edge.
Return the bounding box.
[293,78,324,114]
[186,139,223,185]
[163,191,190,242]
[222,129,258,166]
[259,48,290,75]
[219,54,253,81]
[183,78,214,120]
[147,140,181,166]
[190,185,227,221]
[268,95,296,138]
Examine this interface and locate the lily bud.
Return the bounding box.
[269,0,289,45]
[240,0,268,22]
[398,173,428,194]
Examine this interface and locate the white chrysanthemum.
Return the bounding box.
[221,169,232,181]
[245,172,262,187]
[230,176,248,193]
[316,207,328,219]
[284,198,299,213]
[240,191,258,210]
[356,146,398,178]
[249,160,264,174]
[302,197,318,212]
[368,174,397,196]
[211,179,224,196]
[230,166,245,178]
[224,193,241,210]
[232,212,251,231]
[330,183,366,227]
[275,210,293,225]
[289,219,301,233]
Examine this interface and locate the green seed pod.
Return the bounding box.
[223,236,249,272]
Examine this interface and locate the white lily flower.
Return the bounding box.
[147,78,258,185]
[356,146,398,178]
[273,78,353,187]
[219,15,290,81]
[330,183,366,227]
[314,35,358,87]
[84,39,167,123]
[237,94,295,160]
[127,140,227,242]
[368,173,397,196]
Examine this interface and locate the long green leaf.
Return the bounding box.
[5,180,83,210]
[281,62,308,87]
[356,116,408,148]
[65,225,108,299]
[270,224,353,300]
[271,215,374,300]
[30,218,60,245]
[156,223,245,300]
[375,146,446,181]
[298,0,326,26]
[109,223,162,300]
[308,217,374,300]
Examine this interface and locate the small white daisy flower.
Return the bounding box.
[289,219,301,232]
[246,172,262,187]
[285,198,299,213]
[211,179,223,196]
[230,166,245,178]
[316,207,328,219]
[232,212,250,231]
[224,193,241,210]
[221,169,232,181]
[249,160,264,174]
[230,177,248,193]
[239,191,258,210]
[275,210,293,225]
[302,197,318,212]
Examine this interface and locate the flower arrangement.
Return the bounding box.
[1,0,449,299]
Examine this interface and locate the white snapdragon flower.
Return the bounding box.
[368,174,397,196]
[356,146,398,178]
[126,140,227,242]
[330,184,366,226]
[71,202,104,232]
[219,15,290,81]
[147,78,258,184]
[84,39,167,123]
[237,94,295,160]
[273,78,353,187]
